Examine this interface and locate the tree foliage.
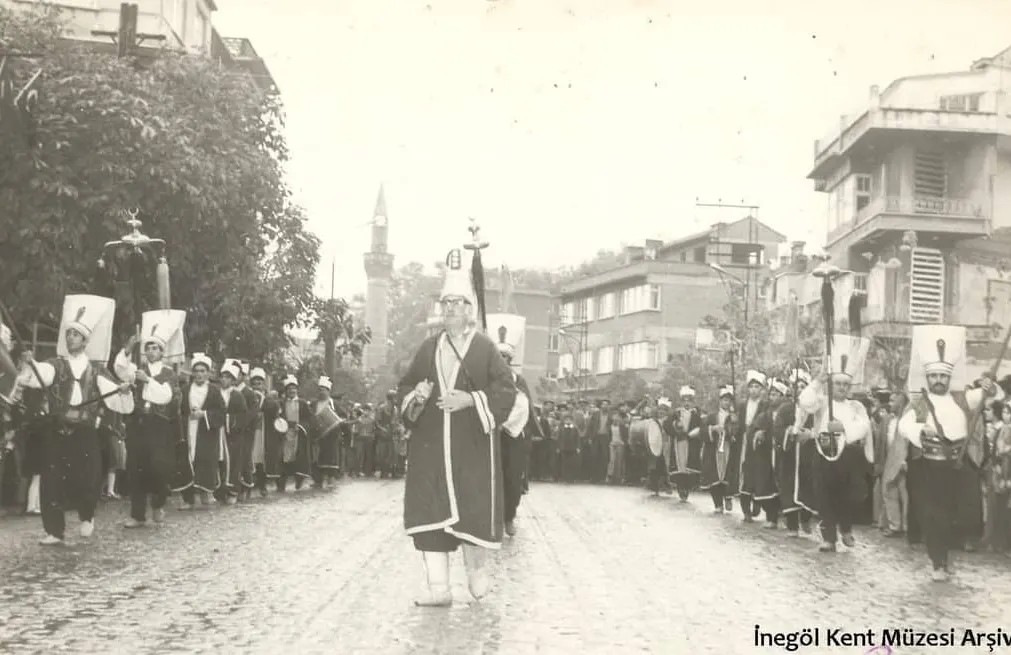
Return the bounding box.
[0,7,319,362]
[601,370,649,404]
[661,296,826,409]
[311,297,371,378]
[385,261,441,377]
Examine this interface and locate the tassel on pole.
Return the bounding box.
[156,257,171,309]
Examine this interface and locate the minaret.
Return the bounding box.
[363,185,394,371]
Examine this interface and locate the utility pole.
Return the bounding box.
[696,200,760,370]
[92,3,166,57]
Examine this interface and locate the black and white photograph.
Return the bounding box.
[2,0,1011,653]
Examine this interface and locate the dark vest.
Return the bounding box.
[52,357,101,424]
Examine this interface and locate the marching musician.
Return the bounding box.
[897,325,1004,582]
[179,353,227,509]
[218,360,249,504]
[668,386,703,503]
[700,383,737,513]
[776,368,815,538]
[248,367,270,497]
[114,315,181,528]
[748,377,788,529]
[276,375,312,492]
[313,376,342,488]
[233,361,259,502]
[17,296,134,544]
[729,370,768,523]
[797,335,872,553]
[496,339,538,538]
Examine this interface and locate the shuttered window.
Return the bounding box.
[914,150,946,200]
[909,247,945,323]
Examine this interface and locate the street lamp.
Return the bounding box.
[98,209,169,362]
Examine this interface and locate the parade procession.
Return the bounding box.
[9,1,1011,652]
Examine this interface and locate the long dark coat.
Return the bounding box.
[398,330,516,549]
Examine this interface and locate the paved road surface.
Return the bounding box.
[1,481,1009,654]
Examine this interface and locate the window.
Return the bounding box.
[731,244,762,265]
[562,299,586,325]
[914,150,946,199]
[596,346,614,374]
[679,251,687,263]
[547,333,559,351]
[578,350,593,373]
[909,247,944,324]
[940,93,983,112]
[597,293,615,319]
[558,353,574,376]
[617,284,661,314]
[693,246,707,263]
[618,342,658,370]
[855,174,872,213]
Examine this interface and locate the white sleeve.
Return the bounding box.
[798,381,824,416]
[16,361,55,388]
[97,375,135,415]
[966,385,1005,412]
[502,391,530,438]
[897,407,923,450]
[142,378,172,405]
[113,350,137,385]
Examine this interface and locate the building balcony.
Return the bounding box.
[810,107,1008,179]
[826,194,989,257]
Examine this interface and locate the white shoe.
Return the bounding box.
[931,568,949,582]
[123,518,145,529]
[462,544,490,600]
[152,508,165,523]
[39,534,63,546]
[415,552,452,607]
[80,520,94,538]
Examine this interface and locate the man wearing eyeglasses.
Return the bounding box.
[397,252,517,607]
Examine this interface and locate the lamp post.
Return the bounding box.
[708,262,750,370]
[99,209,168,363]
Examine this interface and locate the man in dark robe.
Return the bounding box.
[398,254,516,607]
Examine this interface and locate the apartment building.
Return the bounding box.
[805,44,1011,385]
[4,0,275,90]
[425,274,556,389]
[554,217,786,396]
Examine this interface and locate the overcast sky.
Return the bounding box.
[213,0,1011,299]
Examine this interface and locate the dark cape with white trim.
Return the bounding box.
[398,330,517,549]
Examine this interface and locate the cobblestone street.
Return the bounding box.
[2,481,1010,654]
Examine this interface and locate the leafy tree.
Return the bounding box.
[311,297,371,378]
[601,370,649,404]
[385,261,441,377]
[0,6,318,362]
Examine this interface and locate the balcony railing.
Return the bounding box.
[814,107,1006,169]
[832,194,988,240]
[883,195,984,218]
